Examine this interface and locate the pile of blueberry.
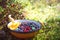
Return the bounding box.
[15,20,41,32]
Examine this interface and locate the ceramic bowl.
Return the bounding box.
[7,20,41,39]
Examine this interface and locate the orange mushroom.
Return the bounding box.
[8,15,21,30]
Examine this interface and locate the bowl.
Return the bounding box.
[7,20,41,39]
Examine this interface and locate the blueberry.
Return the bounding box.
[27,23,30,26]
[30,25,33,27]
[30,22,33,25]
[20,30,23,32]
[18,28,23,32]
[36,26,40,29]
[15,28,19,30]
[16,28,23,32]
[20,26,25,29]
[32,27,35,30]
[29,30,32,32]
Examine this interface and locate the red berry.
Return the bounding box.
[26,26,31,30]
[24,29,29,32]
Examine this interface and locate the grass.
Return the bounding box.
[34,21,60,40]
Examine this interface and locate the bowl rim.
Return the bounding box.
[7,20,42,33]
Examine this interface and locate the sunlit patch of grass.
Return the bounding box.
[23,5,58,23]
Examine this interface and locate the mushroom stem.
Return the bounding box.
[8,15,14,23]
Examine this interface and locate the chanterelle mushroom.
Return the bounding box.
[8,15,21,30]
